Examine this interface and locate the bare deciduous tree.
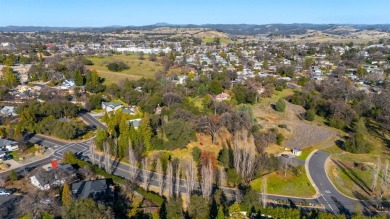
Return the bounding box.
[372,156,381,193]
[175,161,181,196]
[218,166,226,187]
[142,157,149,189]
[128,141,138,182]
[89,139,95,166]
[103,141,111,173]
[183,158,196,205]
[380,160,389,198]
[233,129,258,182]
[197,115,223,144]
[262,177,267,208]
[201,156,213,199]
[156,158,164,196]
[166,161,174,198]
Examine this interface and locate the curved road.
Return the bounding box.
[0,113,366,214]
[308,151,360,215]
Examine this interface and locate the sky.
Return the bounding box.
[1,0,390,27]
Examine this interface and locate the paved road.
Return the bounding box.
[79,112,107,130]
[92,154,322,207]
[0,194,18,205]
[308,151,359,214]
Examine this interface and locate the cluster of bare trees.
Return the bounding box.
[233,129,258,182]
[371,157,390,200]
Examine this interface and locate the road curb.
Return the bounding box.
[323,156,359,201]
[305,149,320,198]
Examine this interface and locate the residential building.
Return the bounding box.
[102,102,123,113]
[71,179,114,202]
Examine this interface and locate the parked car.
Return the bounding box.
[281,154,289,158]
[0,189,11,196]
[3,155,12,161]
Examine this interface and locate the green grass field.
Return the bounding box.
[251,172,316,198]
[201,37,230,44]
[86,54,163,84]
[296,147,315,161]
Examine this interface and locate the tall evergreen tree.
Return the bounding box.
[62,182,73,207]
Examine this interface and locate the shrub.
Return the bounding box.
[276,133,284,145]
[304,109,315,121]
[107,61,129,72]
[275,98,286,112]
[328,118,346,130]
[278,124,288,129]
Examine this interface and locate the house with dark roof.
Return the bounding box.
[30,163,75,190]
[71,179,114,202]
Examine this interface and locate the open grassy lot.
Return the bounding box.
[86,54,163,84]
[251,172,316,198]
[326,133,390,200]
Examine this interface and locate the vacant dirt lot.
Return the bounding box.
[253,91,338,149]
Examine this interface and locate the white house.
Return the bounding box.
[0,106,16,117]
[60,80,75,90]
[101,102,123,113]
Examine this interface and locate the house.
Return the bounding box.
[71,179,114,202]
[128,118,141,129]
[292,148,302,156]
[101,102,122,113]
[0,106,16,117]
[60,80,75,90]
[30,163,75,190]
[215,92,230,102]
[122,106,137,115]
[0,138,18,151]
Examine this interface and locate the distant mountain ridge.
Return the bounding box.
[1,23,390,35]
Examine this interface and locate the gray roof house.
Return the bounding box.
[0,138,18,151]
[101,102,122,113]
[30,163,76,190]
[128,118,141,129]
[71,179,114,202]
[0,106,16,117]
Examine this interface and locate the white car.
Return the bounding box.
[0,189,11,196]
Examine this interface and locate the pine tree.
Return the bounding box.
[229,202,244,219]
[118,117,130,158]
[74,70,84,86]
[262,60,269,70]
[62,182,73,206]
[217,206,225,219]
[138,114,152,153]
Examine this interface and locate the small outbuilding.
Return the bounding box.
[292,148,302,156]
